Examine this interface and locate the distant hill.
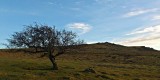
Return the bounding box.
[129,46,156,51]
[62,42,160,66]
[67,42,159,54]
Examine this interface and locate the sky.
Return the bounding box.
[0,0,160,50]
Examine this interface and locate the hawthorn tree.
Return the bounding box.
[7,23,84,70]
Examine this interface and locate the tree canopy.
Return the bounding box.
[7,23,85,70]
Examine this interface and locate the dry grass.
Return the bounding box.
[0,42,160,80]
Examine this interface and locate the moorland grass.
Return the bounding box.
[0,51,159,80]
[0,43,160,80]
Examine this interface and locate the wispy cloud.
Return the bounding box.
[66,23,92,34]
[152,15,160,20]
[95,0,112,3]
[70,8,81,11]
[127,25,160,35]
[119,35,160,44]
[123,8,159,18]
[116,25,160,50]
[0,8,39,16]
[48,2,54,5]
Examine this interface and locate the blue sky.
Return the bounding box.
[0,0,160,50]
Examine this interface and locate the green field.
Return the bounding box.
[0,43,160,80]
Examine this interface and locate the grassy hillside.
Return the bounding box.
[0,42,160,80]
[64,42,160,65]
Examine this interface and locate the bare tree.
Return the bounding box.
[7,23,84,70]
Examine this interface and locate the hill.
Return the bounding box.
[63,42,160,66]
[0,42,160,80]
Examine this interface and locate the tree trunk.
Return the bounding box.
[49,53,58,70]
[35,47,38,52]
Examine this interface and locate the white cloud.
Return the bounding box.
[123,8,159,18]
[87,40,106,44]
[87,41,99,44]
[118,37,160,50]
[66,23,92,34]
[127,25,160,35]
[152,15,160,20]
[118,35,160,44]
[116,25,160,50]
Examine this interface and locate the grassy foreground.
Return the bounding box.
[0,51,160,80]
